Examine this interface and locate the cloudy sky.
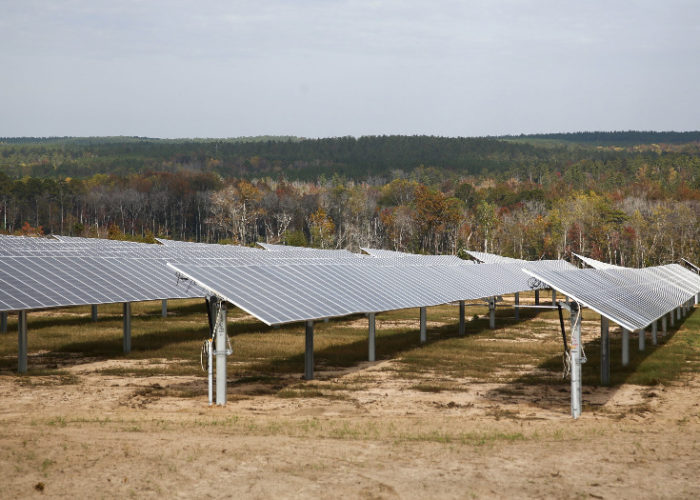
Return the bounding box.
[1,0,698,138]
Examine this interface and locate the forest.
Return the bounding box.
[0,132,698,266]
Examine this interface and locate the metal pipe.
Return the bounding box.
[18,310,27,374]
[215,301,228,405]
[639,327,645,351]
[662,315,667,336]
[420,307,427,343]
[570,303,582,419]
[368,313,376,362]
[458,301,465,336]
[600,316,610,386]
[489,298,495,329]
[91,305,98,322]
[304,320,314,380]
[123,302,131,354]
[622,328,629,367]
[651,321,657,346]
[162,299,167,318]
[514,293,520,320]
[670,310,675,327]
[208,339,213,405]
[552,289,556,304]
[535,290,540,305]
[1,311,7,333]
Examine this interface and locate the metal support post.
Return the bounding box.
[662,315,667,336]
[621,328,629,367]
[600,316,610,386]
[570,303,583,419]
[458,301,465,336]
[18,310,27,374]
[304,320,314,380]
[162,299,167,318]
[514,293,520,320]
[552,289,556,304]
[420,307,427,343]
[215,301,228,405]
[535,290,540,305]
[489,298,495,329]
[639,327,645,351]
[91,305,98,322]
[677,307,681,320]
[207,339,213,405]
[670,310,675,327]
[123,302,131,354]
[651,321,657,346]
[368,313,376,362]
[1,311,7,333]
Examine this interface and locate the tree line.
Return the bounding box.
[1,158,698,266]
[2,133,699,185]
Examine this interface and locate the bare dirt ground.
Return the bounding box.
[2,358,700,499]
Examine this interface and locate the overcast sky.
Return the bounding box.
[1,0,698,138]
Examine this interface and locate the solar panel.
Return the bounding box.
[571,254,700,296]
[361,247,474,265]
[572,253,622,270]
[258,242,360,258]
[463,250,525,264]
[0,256,202,311]
[523,266,696,331]
[167,259,576,326]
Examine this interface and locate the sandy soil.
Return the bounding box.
[1,357,699,499]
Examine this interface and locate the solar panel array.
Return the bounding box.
[463,250,525,264]
[571,254,700,297]
[0,256,201,310]
[1,235,695,332]
[572,253,623,270]
[524,265,699,332]
[168,259,575,325]
[361,247,475,266]
[258,242,359,258]
[0,235,207,311]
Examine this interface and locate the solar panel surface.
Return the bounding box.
[463,250,525,264]
[523,266,696,331]
[168,259,575,325]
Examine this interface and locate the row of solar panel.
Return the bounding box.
[0,235,697,333]
[525,264,700,332]
[0,235,564,320]
[169,259,572,325]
